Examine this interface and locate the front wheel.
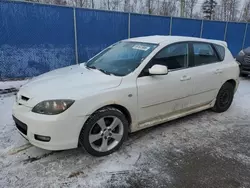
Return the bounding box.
[212,82,234,113]
[79,107,128,156]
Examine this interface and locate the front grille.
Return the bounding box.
[13,116,27,135]
[244,55,250,63]
[242,66,250,71]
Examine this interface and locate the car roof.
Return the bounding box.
[125,35,227,47]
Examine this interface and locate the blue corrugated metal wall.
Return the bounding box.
[244,24,250,48]
[0,1,75,79]
[171,18,202,37]
[0,1,249,79]
[76,9,128,63]
[202,21,226,40]
[225,23,246,56]
[130,14,170,37]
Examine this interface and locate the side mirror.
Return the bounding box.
[148,64,168,75]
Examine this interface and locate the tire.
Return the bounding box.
[212,82,234,113]
[79,107,128,157]
[240,73,248,77]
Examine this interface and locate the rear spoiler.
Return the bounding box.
[208,39,228,47]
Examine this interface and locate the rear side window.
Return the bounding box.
[214,44,225,60]
[189,43,219,67]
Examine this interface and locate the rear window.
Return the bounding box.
[214,44,225,61]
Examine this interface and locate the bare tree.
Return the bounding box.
[102,0,122,11]
[135,0,145,14]
[214,4,223,20]
[123,0,138,13]
[124,0,130,12]
[160,0,178,17]
[25,0,40,2]
[24,0,67,5]
[146,0,154,14]
[193,11,203,19]
[79,0,85,7]
[53,0,67,5]
[91,0,95,8]
[73,0,88,7]
[112,0,122,11]
[239,0,250,22]
[185,0,198,18]
[103,0,112,10]
[221,0,240,21]
[221,0,227,21]
[129,0,138,13]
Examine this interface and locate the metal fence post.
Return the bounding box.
[73,8,79,65]
[224,22,228,41]
[242,23,248,50]
[169,17,173,35]
[128,13,131,38]
[200,20,204,38]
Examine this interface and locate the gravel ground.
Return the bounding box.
[0,78,250,188]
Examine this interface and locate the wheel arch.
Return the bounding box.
[212,78,236,113]
[224,79,237,92]
[101,104,132,128]
[225,79,236,88]
[85,103,133,131]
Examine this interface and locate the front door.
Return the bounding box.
[136,42,192,127]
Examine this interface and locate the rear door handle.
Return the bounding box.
[214,69,223,74]
[180,75,191,81]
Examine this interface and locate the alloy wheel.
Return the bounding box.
[88,116,124,152]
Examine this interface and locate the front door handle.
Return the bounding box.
[180,75,191,81]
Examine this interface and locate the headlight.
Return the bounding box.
[32,100,75,115]
[239,50,245,56]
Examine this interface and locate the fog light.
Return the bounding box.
[34,134,51,142]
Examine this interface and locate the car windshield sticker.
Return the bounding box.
[132,45,150,51]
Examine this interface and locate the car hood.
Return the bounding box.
[19,64,122,100]
[244,47,250,54]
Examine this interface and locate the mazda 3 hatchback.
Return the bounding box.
[13,36,240,156]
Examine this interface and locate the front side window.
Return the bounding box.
[190,43,219,67]
[149,43,189,70]
[86,42,157,76]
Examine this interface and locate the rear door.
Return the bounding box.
[188,42,224,107]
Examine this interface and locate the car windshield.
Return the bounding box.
[85,41,158,76]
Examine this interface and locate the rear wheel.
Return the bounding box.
[212,82,234,113]
[79,107,128,156]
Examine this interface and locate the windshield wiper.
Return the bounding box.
[85,65,96,70]
[86,65,111,75]
[97,68,111,75]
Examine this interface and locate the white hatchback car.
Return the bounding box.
[13,36,239,156]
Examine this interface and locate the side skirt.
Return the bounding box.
[134,102,213,132]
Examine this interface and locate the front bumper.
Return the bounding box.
[12,102,88,150]
[236,55,250,74]
[240,66,250,74]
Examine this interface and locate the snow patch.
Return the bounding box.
[0,80,29,90]
[1,78,250,187]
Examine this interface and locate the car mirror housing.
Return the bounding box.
[149,64,168,75]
